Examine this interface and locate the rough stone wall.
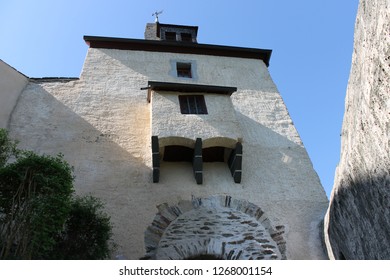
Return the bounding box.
[8,46,328,259]
[324,0,390,259]
[145,195,286,260]
[144,23,158,40]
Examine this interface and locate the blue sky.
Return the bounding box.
[0,0,359,197]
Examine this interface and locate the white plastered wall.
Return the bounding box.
[8,47,329,259]
[0,60,28,128]
[151,91,242,148]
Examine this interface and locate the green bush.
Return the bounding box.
[52,195,115,260]
[0,129,19,167]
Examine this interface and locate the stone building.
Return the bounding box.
[0,21,329,259]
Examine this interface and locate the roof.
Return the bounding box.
[83,36,272,67]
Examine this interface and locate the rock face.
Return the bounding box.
[324,0,390,259]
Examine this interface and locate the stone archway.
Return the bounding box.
[144,195,286,260]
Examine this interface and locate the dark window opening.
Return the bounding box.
[163,145,194,162]
[161,143,241,183]
[164,146,230,162]
[203,146,226,162]
[165,32,176,41]
[179,95,207,114]
[176,62,192,78]
[181,33,192,42]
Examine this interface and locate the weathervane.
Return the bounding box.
[152,10,163,23]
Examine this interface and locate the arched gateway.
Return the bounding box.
[144,195,286,260]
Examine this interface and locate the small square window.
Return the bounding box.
[177,62,192,78]
[181,33,192,42]
[165,32,176,41]
[179,95,208,114]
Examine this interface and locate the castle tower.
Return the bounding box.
[4,22,329,259]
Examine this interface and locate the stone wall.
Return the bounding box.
[144,23,158,40]
[145,195,286,260]
[324,0,390,259]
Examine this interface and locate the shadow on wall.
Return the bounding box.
[325,173,390,260]
[7,81,152,258]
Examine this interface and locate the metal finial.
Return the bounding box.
[152,10,163,23]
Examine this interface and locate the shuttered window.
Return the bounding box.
[179,95,208,114]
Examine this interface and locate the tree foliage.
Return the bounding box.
[0,129,19,167]
[0,128,114,259]
[52,195,114,260]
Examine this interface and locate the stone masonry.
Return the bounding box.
[144,195,286,260]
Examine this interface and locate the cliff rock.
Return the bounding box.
[324,0,390,259]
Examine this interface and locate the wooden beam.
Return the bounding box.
[193,138,203,184]
[151,136,160,183]
[228,142,242,183]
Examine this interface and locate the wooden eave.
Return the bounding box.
[145,81,237,103]
[83,36,272,66]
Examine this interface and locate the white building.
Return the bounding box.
[0,22,329,259]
